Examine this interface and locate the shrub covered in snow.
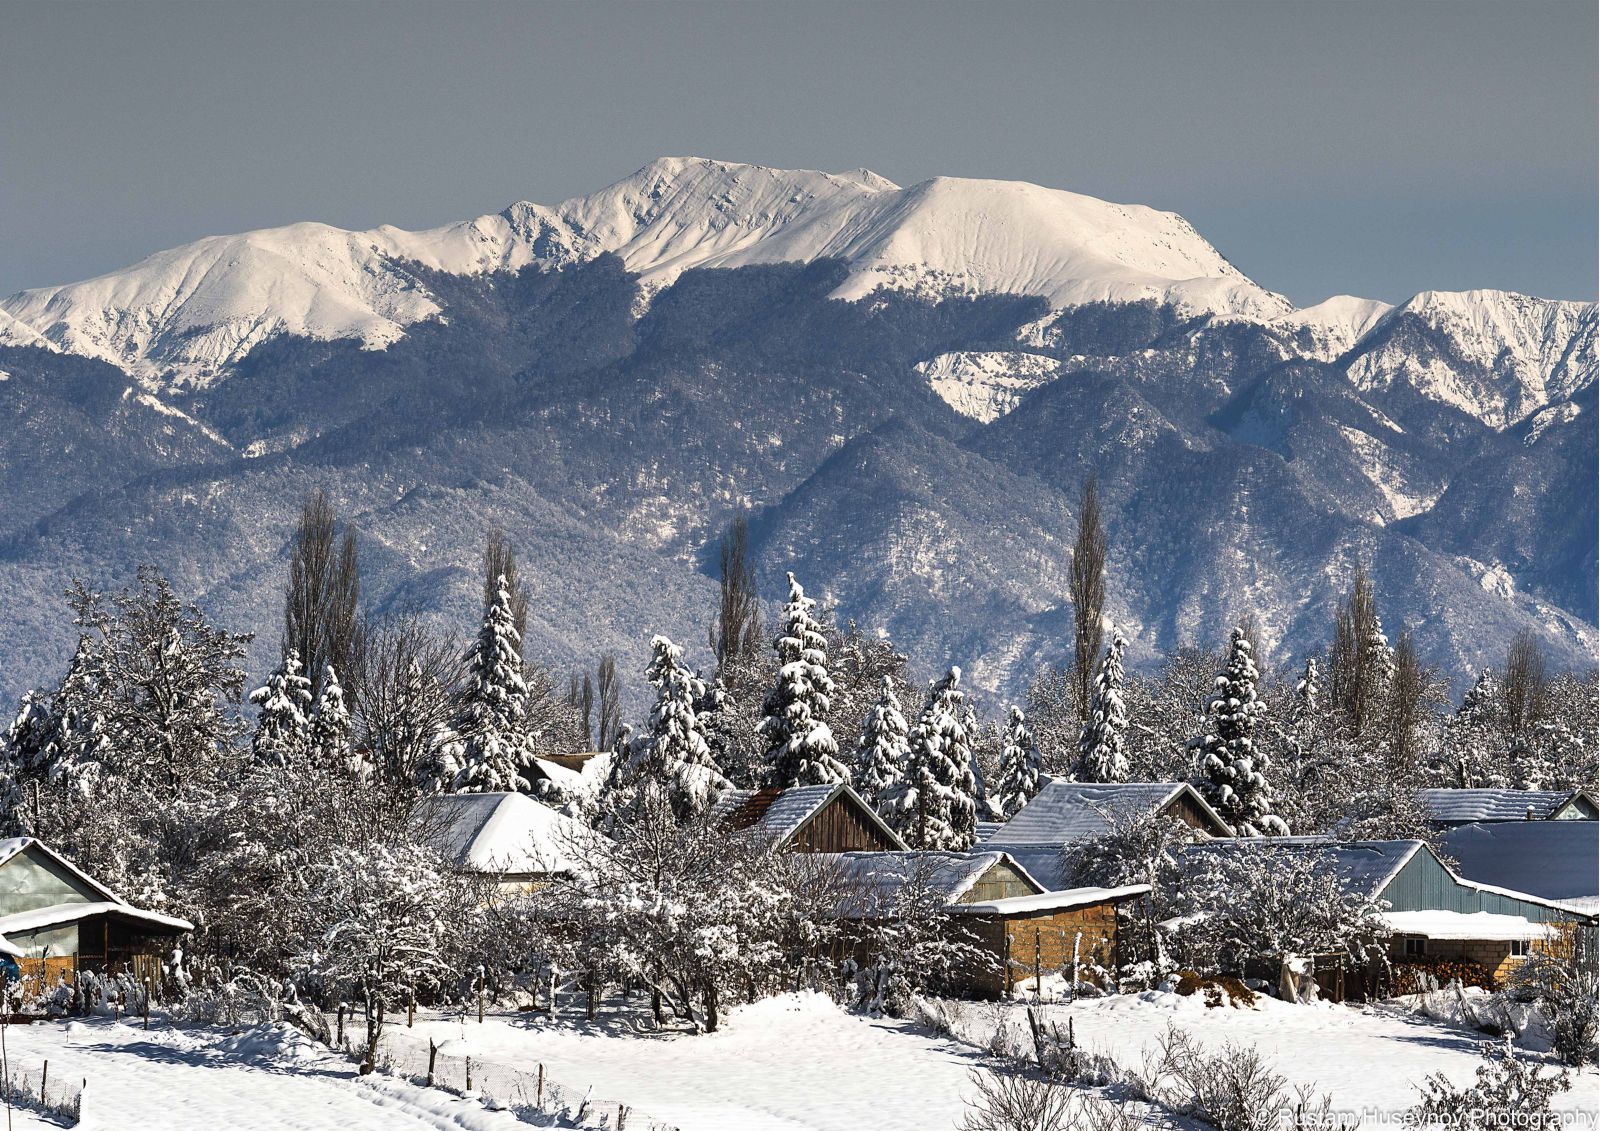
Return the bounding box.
[1411,1038,1570,1127]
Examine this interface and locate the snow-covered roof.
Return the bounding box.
[983,782,1230,849]
[1380,911,1554,942]
[947,884,1150,917]
[822,850,1038,916]
[0,902,193,936]
[410,792,604,876]
[1182,838,1424,900]
[1439,820,1599,905]
[711,783,907,851]
[1416,789,1595,825]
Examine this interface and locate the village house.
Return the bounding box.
[1180,837,1594,1000]
[0,837,191,986]
[711,782,907,853]
[827,849,1148,997]
[1416,787,1597,827]
[410,791,604,891]
[980,781,1233,889]
[1439,819,1599,917]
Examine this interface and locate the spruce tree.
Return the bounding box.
[1076,628,1129,783]
[309,664,360,777]
[855,676,910,811]
[1191,627,1288,836]
[249,649,313,767]
[638,634,727,820]
[1442,670,1509,788]
[452,574,533,794]
[994,706,1042,820]
[890,667,978,850]
[759,573,849,788]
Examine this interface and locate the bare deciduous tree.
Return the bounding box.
[594,653,623,752]
[1069,477,1107,723]
[709,513,763,671]
[284,489,361,694]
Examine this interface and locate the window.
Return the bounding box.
[1403,938,1426,957]
[1509,939,1530,957]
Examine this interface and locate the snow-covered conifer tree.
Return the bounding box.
[309,664,362,777]
[637,634,728,820]
[854,676,910,811]
[452,574,533,793]
[1191,627,1288,836]
[249,649,313,767]
[759,573,849,788]
[889,667,977,850]
[994,706,1042,820]
[1076,628,1129,783]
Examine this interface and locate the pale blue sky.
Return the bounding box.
[2,0,1594,305]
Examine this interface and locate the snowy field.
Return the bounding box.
[0,992,1592,1130]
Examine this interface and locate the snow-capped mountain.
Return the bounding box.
[0,158,1591,706]
[1,158,1287,388]
[1343,290,1597,430]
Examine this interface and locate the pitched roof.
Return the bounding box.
[983,781,1230,849]
[1181,837,1424,900]
[410,792,604,876]
[819,849,1048,916]
[1439,820,1599,905]
[0,838,134,906]
[1416,789,1594,825]
[710,783,907,850]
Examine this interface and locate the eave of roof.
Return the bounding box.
[0,902,193,936]
[949,884,1151,916]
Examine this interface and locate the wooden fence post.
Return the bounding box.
[39,1060,46,1108]
[477,965,485,1024]
[536,1063,544,1108]
[336,1004,346,1049]
[464,1056,472,1094]
[426,1039,436,1088]
[1033,929,1042,997]
[407,984,415,1028]
[618,1103,628,1130]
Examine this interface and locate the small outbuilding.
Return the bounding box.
[827,849,1147,997]
[0,838,191,985]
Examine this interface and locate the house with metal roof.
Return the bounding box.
[1416,788,1597,827]
[711,782,907,853]
[1180,837,1592,996]
[980,781,1232,890]
[1439,820,1599,917]
[0,837,192,985]
[825,849,1148,997]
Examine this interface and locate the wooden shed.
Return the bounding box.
[827,849,1147,997]
[0,837,191,985]
[712,783,907,853]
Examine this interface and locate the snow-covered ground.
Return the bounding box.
[0,1017,539,1131]
[0,991,1593,1130]
[1029,989,1600,1125]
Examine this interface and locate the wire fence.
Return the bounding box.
[359,1017,682,1131]
[0,1046,83,1126]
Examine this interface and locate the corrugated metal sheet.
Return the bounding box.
[1417,789,1585,824]
[983,782,1187,847]
[1440,821,1599,905]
